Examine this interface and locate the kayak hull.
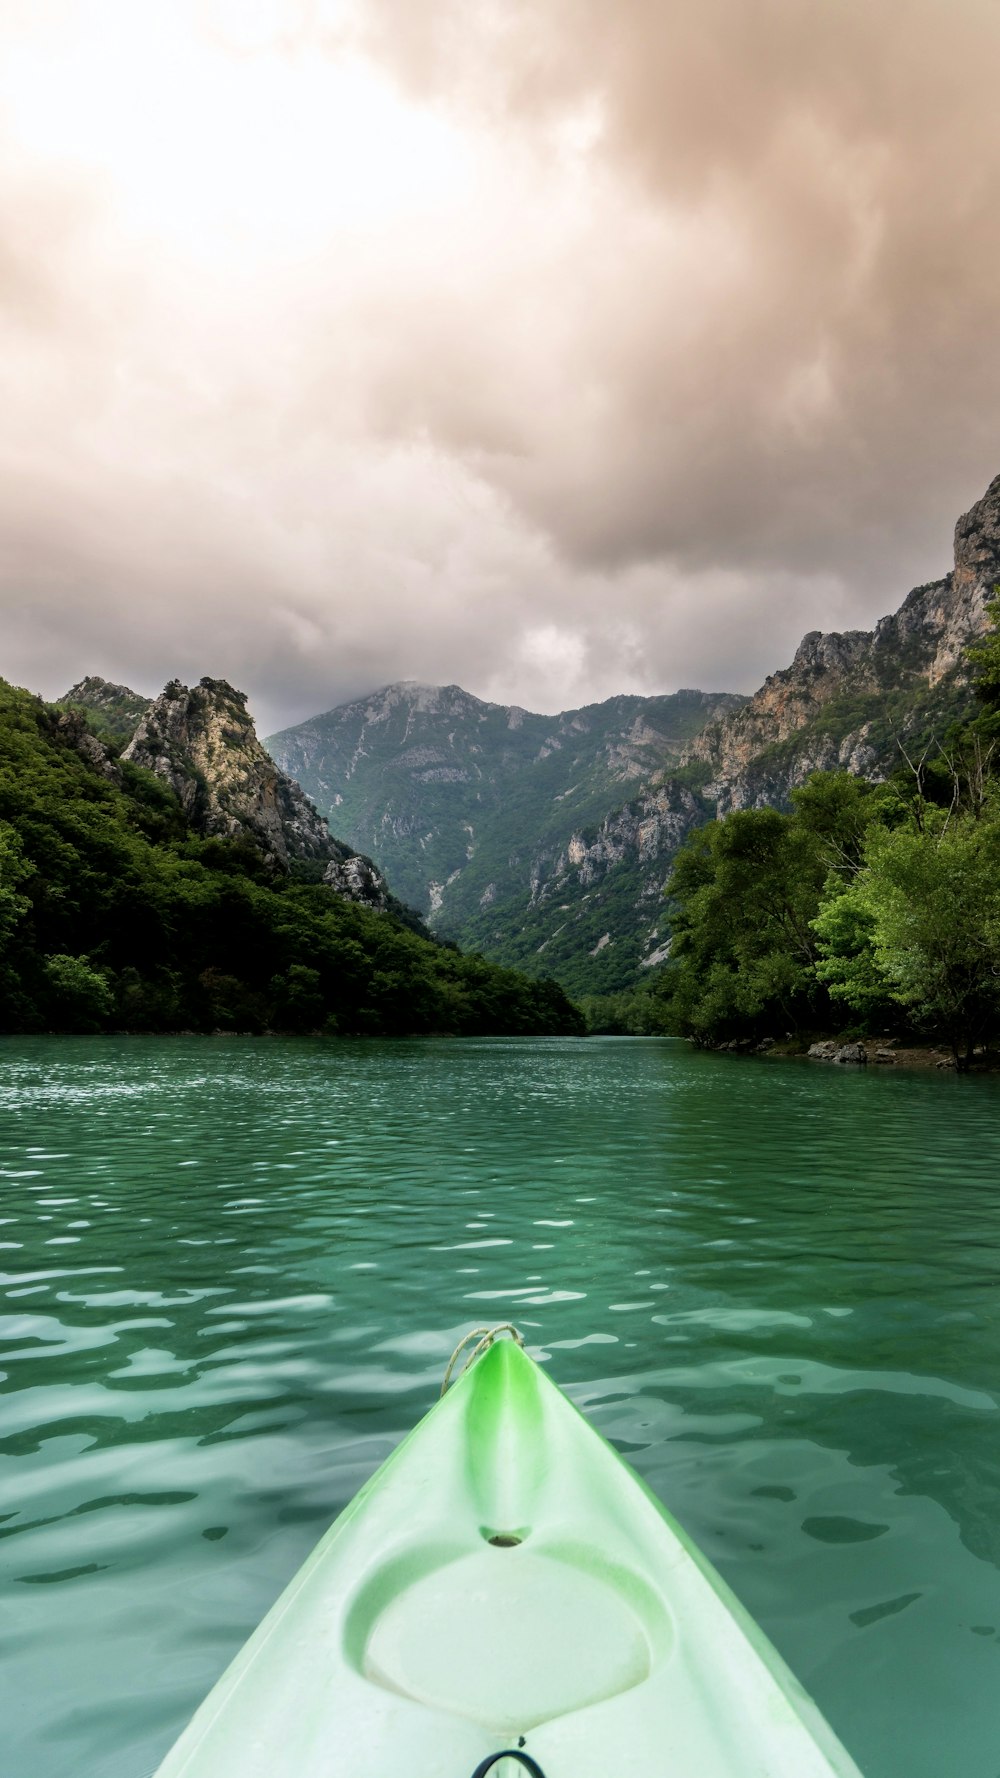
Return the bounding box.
[153,1337,864,1777]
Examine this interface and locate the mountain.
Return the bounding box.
[58,674,393,907]
[554,474,997,993]
[122,676,388,908]
[268,473,1000,997]
[547,472,998,994]
[450,773,710,994]
[59,675,152,741]
[266,685,744,992]
[0,676,582,1036]
[682,473,998,811]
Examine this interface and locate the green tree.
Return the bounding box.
[269,963,324,1032]
[0,820,32,950]
[816,809,1000,1066]
[660,806,829,1042]
[42,954,114,1032]
[811,886,890,1021]
[790,770,890,873]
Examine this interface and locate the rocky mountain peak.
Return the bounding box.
[683,471,1000,809]
[64,673,142,707]
[266,680,747,983]
[122,677,386,902]
[59,674,152,740]
[953,470,1000,597]
[789,629,870,674]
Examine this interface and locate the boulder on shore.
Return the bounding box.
[808,1039,868,1064]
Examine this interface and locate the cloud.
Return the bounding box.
[356,0,1000,571]
[0,1,997,733]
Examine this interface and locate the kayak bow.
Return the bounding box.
[154,1328,864,1777]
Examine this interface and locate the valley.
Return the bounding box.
[266,472,1000,995]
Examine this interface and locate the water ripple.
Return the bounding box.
[1,1035,1000,1777]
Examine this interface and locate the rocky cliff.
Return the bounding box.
[455,776,708,994]
[124,677,343,866]
[53,474,1000,996]
[117,677,391,905]
[683,473,1000,812]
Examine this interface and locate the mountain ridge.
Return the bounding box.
[60,675,152,741]
[681,474,1000,813]
[267,471,1000,994]
[53,471,1000,998]
[265,684,745,988]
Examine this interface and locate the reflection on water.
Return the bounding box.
[2,1036,1000,1777]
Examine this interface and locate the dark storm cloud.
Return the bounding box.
[0,1,997,730]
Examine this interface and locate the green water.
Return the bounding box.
[1,1037,999,1778]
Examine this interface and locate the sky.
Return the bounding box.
[2,0,1000,736]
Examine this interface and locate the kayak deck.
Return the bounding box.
[359,1539,657,1729]
[154,1335,864,1777]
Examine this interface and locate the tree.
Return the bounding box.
[0,820,32,952]
[42,954,114,1032]
[660,806,829,1041]
[816,808,1000,1066]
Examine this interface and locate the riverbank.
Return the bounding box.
[711,1035,1000,1072]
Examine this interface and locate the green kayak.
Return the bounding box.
[154,1328,864,1778]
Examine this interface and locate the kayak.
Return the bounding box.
[153,1326,865,1778]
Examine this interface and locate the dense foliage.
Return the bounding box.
[0,681,583,1037]
[652,605,1000,1067]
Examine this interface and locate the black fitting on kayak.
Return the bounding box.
[470,1754,547,1777]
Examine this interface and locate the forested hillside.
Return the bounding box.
[650,602,1000,1067]
[0,680,582,1037]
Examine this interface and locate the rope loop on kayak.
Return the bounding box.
[470,1752,547,1777]
[441,1324,524,1395]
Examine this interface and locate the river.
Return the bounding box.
[1,1035,999,1778]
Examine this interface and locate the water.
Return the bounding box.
[1,1037,999,1778]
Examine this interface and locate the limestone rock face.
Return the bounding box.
[683,474,1000,814]
[552,780,704,893]
[52,706,121,781]
[323,854,389,909]
[123,677,390,906]
[496,777,707,986]
[684,627,878,788]
[124,678,335,865]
